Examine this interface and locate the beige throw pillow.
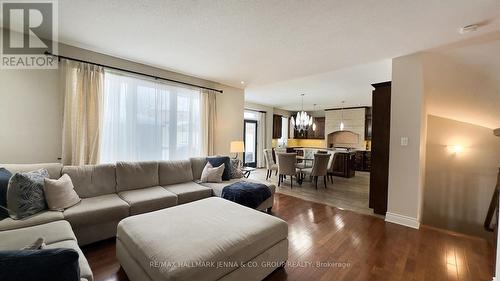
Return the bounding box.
[200,163,225,183]
[43,174,81,211]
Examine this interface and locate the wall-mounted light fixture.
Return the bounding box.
[447,145,464,155]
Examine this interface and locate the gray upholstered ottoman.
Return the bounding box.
[116,197,288,281]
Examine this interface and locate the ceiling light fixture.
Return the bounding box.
[460,24,479,34]
[240,81,245,85]
[290,94,313,133]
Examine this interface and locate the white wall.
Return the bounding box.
[0,43,244,163]
[386,52,427,229]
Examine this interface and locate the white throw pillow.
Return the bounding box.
[200,163,225,183]
[43,174,81,211]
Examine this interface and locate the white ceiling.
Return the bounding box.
[245,59,391,110]
[56,0,500,96]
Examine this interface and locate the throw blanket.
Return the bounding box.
[222,181,271,209]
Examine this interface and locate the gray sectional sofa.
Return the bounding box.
[0,157,276,281]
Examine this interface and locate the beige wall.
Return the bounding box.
[0,43,244,163]
[423,115,499,239]
[386,52,427,228]
[0,69,62,163]
[325,108,365,149]
[216,85,244,155]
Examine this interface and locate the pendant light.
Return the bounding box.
[340,101,345,131]
[312,104,317,131]
[290,94,313,132]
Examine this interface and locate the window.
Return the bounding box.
[100,70,202,163]
[278,116,288,146]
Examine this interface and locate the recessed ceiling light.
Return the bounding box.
[240,81,245,85]
[460,24,479,34]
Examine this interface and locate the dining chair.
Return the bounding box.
[301,153,331,189]
[327,152,338,183]
[276,153,300,188]
[263,149,278,180]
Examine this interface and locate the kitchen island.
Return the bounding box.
[275,147,358,178]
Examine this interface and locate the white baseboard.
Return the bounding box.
[385,212,420,229]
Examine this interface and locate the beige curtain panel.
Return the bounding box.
[61,60,104,166]
[201,89,217,156]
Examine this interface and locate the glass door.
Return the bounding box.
[243,120,258,167]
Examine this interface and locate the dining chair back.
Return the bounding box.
[264,148,278,180]
[277,152,298,188]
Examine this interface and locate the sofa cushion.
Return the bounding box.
[200,162,224,183]
[0,220,76,250]
[158,160,193,186]
[163,182,212,204]
[63,194,129,228]
[118,186,177,215]
[7,169,49,219]
[116,161,159,192]
[62,164,116,198]
[201,178,276,197]
[0,248,80,281]
[44,174,81,211]
[189,157,207,180]
[207,156,231,181]
[0,210,64,231]
[45,240,93,281]
[0,168,12,219]
[0,221,93,281]
[0,163,62,179]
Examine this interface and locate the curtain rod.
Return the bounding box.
[244,108,267,113]
[44,51,223,93]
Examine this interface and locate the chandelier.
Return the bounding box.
[291,94,313,132]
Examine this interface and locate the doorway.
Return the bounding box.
[243,120,258,167]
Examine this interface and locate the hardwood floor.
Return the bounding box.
[83,194,494,281]
[249,168,376,217]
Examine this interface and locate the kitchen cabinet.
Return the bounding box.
[354,151,371,172]
[332,152,356,178]
[292,116,325,139]
[309,117,325,139]
[365,107,372,140]
[272,114,282,139]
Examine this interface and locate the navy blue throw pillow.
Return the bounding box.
[0,168,12,219]
[0,248,80,281]
[207,156,231,181]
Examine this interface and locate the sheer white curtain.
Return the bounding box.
[100,70,202,163]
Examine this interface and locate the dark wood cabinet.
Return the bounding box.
[354,151,371,172]
[365,107,372,140]
[313,117,325,139]
[332,152,356,178]
[293,116,325,139]
[272,114,282,139]
[369,81,391,215]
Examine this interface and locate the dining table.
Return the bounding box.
[296,156,314,184]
